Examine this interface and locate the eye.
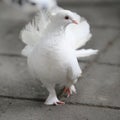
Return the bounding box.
[64,16,69,20]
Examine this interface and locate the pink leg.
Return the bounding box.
[63,87,71,97]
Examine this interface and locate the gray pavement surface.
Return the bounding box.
[0,0,120,120]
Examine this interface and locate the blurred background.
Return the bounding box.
[0,0,119,55]
[0,0,120,119]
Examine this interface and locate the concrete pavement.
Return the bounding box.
[0,1,120,120]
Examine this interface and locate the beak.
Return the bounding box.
[72,20,78,24]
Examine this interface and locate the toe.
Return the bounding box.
[56,101,65,105]
[63,87,71,97]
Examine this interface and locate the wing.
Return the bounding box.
[65,19,91,50]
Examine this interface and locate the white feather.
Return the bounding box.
[21,45,33,57]
[22,10,82,105]
[20,11,50,45]
[76,49,98,58]
[65,20,91,49]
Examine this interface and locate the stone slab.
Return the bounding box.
[0,3,33,54]
[85,28,119,51]
[0,56,47,99]
[0,20,26,55]
[0,99,13,117]
[0,100,120,120]
[78,28,119,61]
[0,2,37,19]
[59,0,120,3]
[98,35,120,65]
[65,63,120,107]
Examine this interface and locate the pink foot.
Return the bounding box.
[63,87,71,97]
[54,101,65,105]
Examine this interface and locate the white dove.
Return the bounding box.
[21,10,98,58]
[3,0,97,59]
[20,0,98,58]
[23,10,82,105]
[20,1,98,105]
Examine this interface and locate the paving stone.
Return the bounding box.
[65,63,120,107]
[85,28,119,50]
[0,3,36,55]
[78,28,119,61]
[59,0,120,3]
[0,21,26,55]
[98,35,120,65]
[0,56,86,100]
[63,6,120,27]
[0,2,37,20]
[0,99,13,117]
[0,56,47,99]
[0,100,120,120]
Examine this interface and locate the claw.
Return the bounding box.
[63,85,77,97]
[53,101,65,106]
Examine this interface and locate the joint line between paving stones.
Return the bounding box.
[0,95,45,102]
[67,102,120,110]
[0,95,120,110]
[0,53,24,58]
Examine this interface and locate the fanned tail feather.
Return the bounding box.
[21,45,33,57]
[76,49,98,58]
[20,11,50,57]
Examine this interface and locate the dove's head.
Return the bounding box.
[50,10,80,28]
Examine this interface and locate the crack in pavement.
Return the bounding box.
[0,53,23,58]
[68,102,120,110]
[0,95,120,110]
